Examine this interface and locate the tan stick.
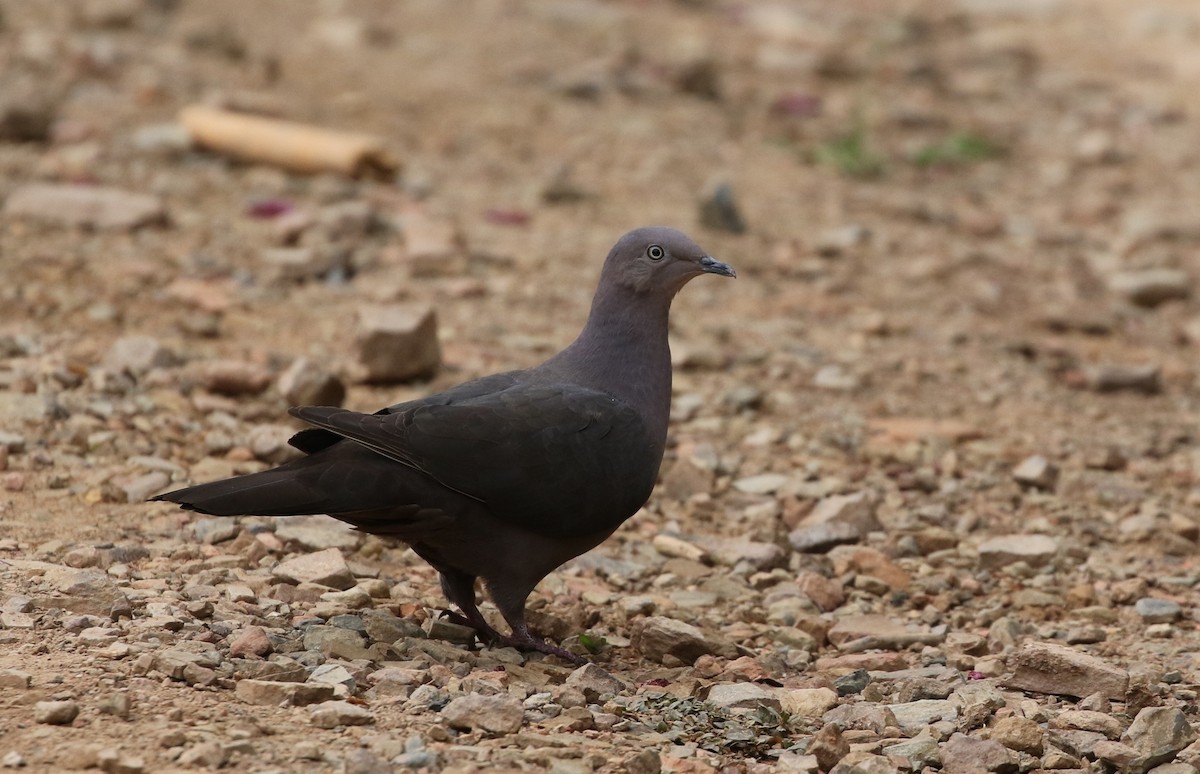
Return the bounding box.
[179,105,399,178]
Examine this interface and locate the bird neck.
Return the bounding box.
[550,283,673,434]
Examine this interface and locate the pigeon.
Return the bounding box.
[154,226,736,662]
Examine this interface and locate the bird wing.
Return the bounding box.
[289,383,657,538]
[287,371,524,454]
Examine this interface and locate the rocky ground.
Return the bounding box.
[4,0,1200,772]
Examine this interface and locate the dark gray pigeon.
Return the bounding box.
[154,226,735,662]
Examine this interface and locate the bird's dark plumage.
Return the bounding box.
[154,226,736,662]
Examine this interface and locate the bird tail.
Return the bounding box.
[151,464,331,517]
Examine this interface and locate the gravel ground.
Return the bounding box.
[3,0,1200,772]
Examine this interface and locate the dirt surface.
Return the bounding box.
[4,0,1200,771]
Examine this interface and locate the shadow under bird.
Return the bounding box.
[154,226,736,663]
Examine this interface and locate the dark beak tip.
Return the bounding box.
[700,256,737,278]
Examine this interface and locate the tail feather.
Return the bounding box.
[151,466,331,517]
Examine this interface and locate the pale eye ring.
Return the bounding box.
[647,244,665,261]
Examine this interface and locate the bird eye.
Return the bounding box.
[647,244,665,261]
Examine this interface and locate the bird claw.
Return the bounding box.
[494,633,587,665]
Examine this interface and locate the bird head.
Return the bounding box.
[604,226,736,296]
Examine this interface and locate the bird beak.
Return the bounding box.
[699,255,737,278]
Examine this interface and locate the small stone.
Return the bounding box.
[834,669,870,696]
[440,693,524,736]
[121,471,169,503]
[565,663,626,701]
[355,304,440,383]
[732,473,790,495]
[1083,363,1162,394]
[993,716,1046,754]
[177,742,228,769]
[1135,597,1182,624]
[310,700,373,728]
[1123,707,1197,769]
[102,335,176,376]
[699,181,747,234]
[942,733,1017,774]
[1012,456,1059,490]
[309,663,357,692]
[235,678,335,706]
[702,683,781,711]
[192,518,239,544]
[4,184,164,230]
[229,626,272,658]
[809,723,850,771]
[194,359,273,396]
[883,737,941,769]
[1004,641,1129,699]
[1110,269,1191,308]
[1055,710,1123,739]
[34,700,79,725]
[1094,740,1143,769]
[0,751,24,769]
[789,491,882,552]
[0,670,32,689]
[277,357,346,407]
[777,687,838,719]
[271,548,355,589]
[274,517,361,551]
[978,534,1059,569]
[632,616,733,664]
[887,699,958,733]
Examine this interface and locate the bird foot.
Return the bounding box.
[494,632,587,665]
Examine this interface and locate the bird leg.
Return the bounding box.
[438,571,502,644]
[495,619,586,665]
[487,588,586,665]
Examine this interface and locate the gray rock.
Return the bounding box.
[235,678,335,706]
[278,357,346,407]
[441,693,524,735]
[102,335,176,376]
[122,471,169,503]
[192,518,240,544]
[699,181,747,234]
[1003,641,1129,699]
[5,183,165,230]
[194,359,273,396]
[992,716,1046,754]
[1135,598,1182,624]
[355,304,441,383]
[1011,456,1058,490]
[310,700,373,728]
[789,491,882,553]
[0,669,32,689]
[275,517,361,552]
[1055,709,1123,739]
[808,722,850,771]
[34,700,79,725]
[565,663,626,701]
[309,663,357,692]
[272,548,355,589]
[952,683,1006,729]
[303,625,369,659]
[886,699,958,733]
[1122,707,1197,769]
[883,737,941,769]
[38,566,130,618]
[702,683,781,711]
[1094,739,1143,769]
[1084,363,1161,394]
[1110,269,1191,308]
[632,616,734,664]
[977,534,1058,569]
[942,733,1017,774]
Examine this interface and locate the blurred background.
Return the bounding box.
[4,0,1200,768]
